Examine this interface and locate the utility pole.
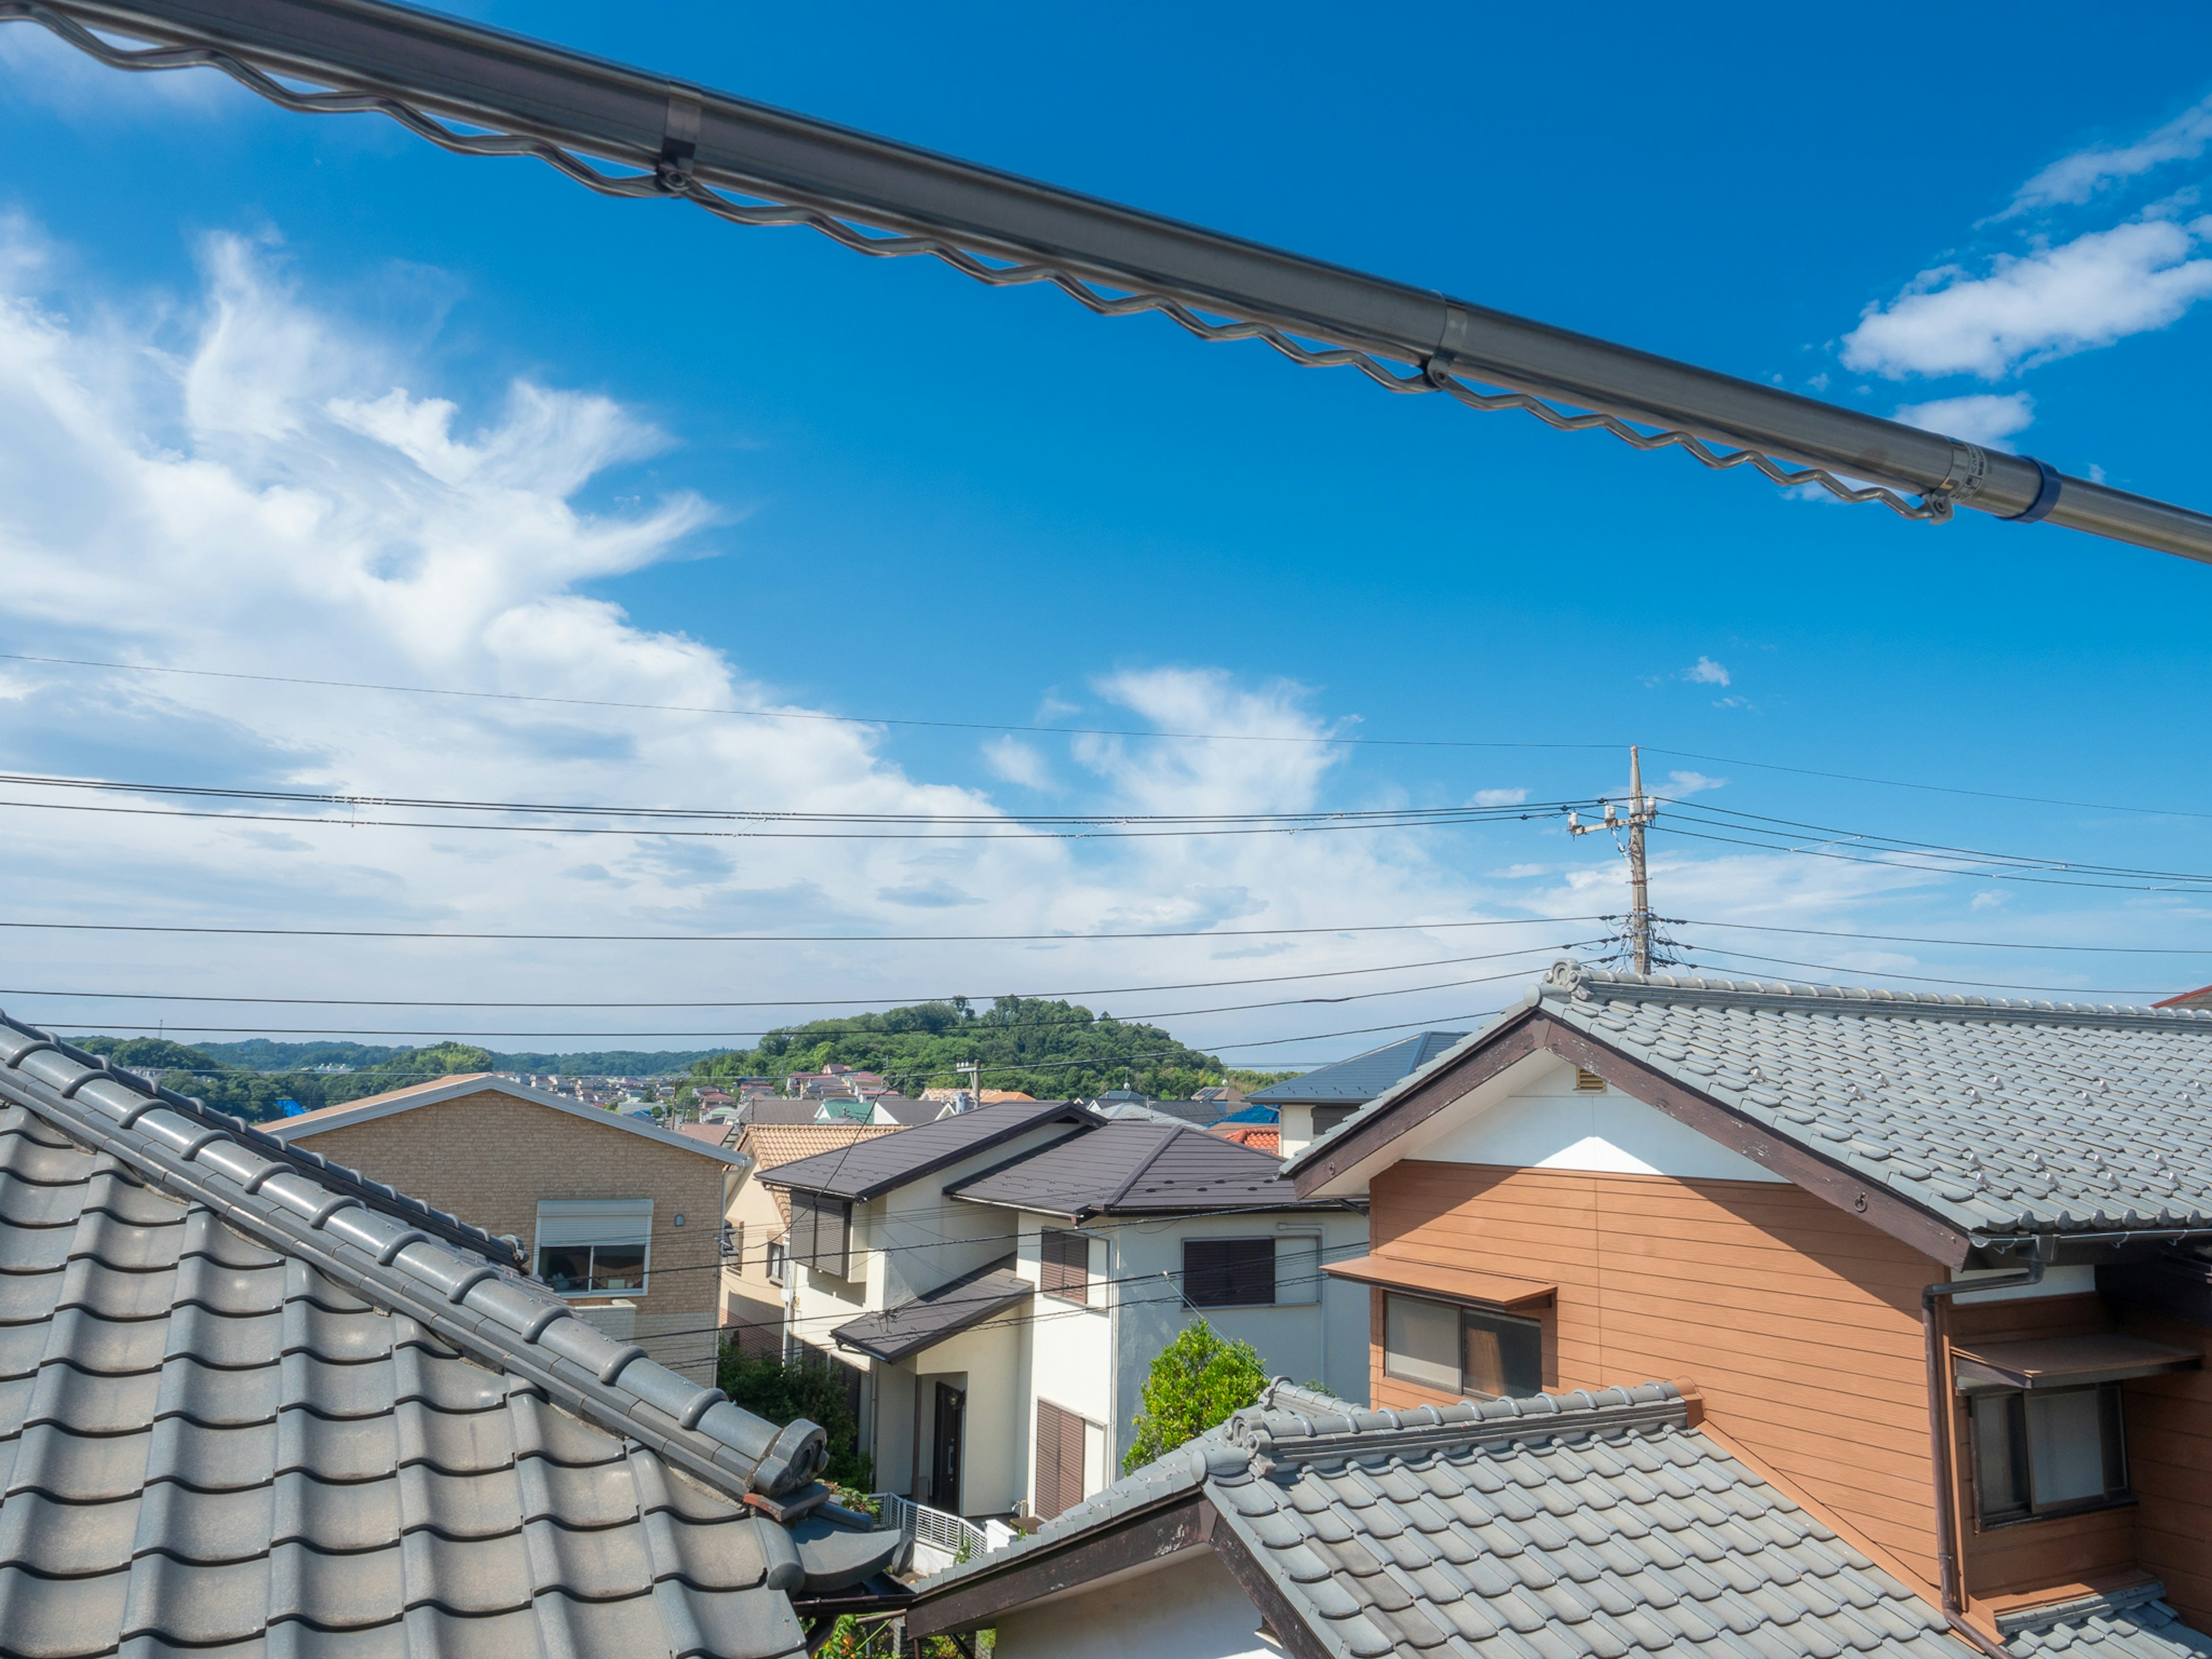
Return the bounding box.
[957,1059,982,1109]
[1569,745,1660,974]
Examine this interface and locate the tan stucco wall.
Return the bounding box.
[291,1089,729,1380]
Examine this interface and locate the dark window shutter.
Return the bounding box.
[790,1193,851,1278]
[1035,1399,1085,1518]
[1041,1230,1089,1303]
[1183,1238,1276,1307]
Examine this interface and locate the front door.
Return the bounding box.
[930,1381,964,1514]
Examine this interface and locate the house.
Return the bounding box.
[0,1013,899,1656]
[721,1120,901,1353]
[907,1380,2018,1659]
[1274,961,2212,1651]
[1210,1121,1280,1155]
[761,1104,1368,1526]
[267,1071,747,1378]
[1249,1028,1469,1157]
[815,1094,953,1128]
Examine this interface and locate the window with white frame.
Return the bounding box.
[535,1198,652,1297]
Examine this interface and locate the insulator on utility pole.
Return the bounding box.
[1570,745,1660,974]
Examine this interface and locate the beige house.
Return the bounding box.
[269,1072,745,1380]
[723,1121,898,1354]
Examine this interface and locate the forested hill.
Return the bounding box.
[683,997,1288,1101]
[191,1039,714,1075]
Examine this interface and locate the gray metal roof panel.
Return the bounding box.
[829,1256,1033,1364]
[0,1018,902,1656]
[945,1118,1320,1217]
[760,1099,1100,1200]
[1249,1032,1471,1106]
[915,1381,1974,1659]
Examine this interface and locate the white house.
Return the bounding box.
[760,1103,1369,1523]
[1249,1029,1470,1158]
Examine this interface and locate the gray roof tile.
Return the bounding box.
[1290,962,2212,1242]
[916,1382,1991,1659]
[1250,1031,1472,1106]
[0,1014,902,1657]
[947,1117,1334,1217]
[2002,1592,2212,1659]
[762,1099,1099,1200]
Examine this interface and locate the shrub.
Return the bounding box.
[717,1345,874,1489]
[1122,1319,1268,1474]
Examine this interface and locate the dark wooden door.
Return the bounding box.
[930,1382,964,1514]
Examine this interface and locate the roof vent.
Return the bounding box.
[1573,1068,1605,1093]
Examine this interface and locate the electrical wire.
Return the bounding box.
[1653,823,2210,896]
[1668,918,2212,956]
[1664,944,2173,999]
[0,941,1586,1009]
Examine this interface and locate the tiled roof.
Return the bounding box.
[1248,1031,1470,1105]
[829,1256,1033,1364]
[760,1100,1097,1202]
[1291,961,2212,1243]
[917,1380,1974,1659]
[0,1015,898,1656]
[679,1120,737,1146]
[1212,1123,1281,1154]
[947,1119,1326,1219]
[2003,1589,2212,1659]
[740,1126,900,1230]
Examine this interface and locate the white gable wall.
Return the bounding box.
[1390,1054,1788,1183]
[992,1546,1267,1659]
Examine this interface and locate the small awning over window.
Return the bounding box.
[1952,1332,2203,1392]
[1323,1254,1555,1311]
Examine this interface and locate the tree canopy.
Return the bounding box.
[1122,1320,1270,1473]
[680,995,1290,1101]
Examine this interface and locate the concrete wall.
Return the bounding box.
[281,1088,730,1379]
[993,1547,1271,1659]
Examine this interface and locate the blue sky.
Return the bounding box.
[1,0,2210,1063]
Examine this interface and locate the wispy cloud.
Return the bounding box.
[1842,218,2212,380]
[2006,94,2212,215]
[1892,391,2036,450]
[1683,657,1730,687]
[1664,770,1726,796]
[981,735,1054,791]
[1469,787,1528,808]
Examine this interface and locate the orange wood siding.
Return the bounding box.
[1365,1160,1944,1591]
[2116,1309,2212,1634]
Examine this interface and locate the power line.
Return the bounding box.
[0,940,1590,1008]
[1673,918,2212,956]
[1653,823,2207,896]
[1665,944,2175,1000]
[0,914,1602,944]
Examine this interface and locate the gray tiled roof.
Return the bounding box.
[830,1256,1032,1364]
[0,1015,898,1657]
[1249,1031,1469,1106]
[2004,1589,2212,1659]
[946,1118,1330,1219]
[1291,962,2212,1243]
[918,1380,1974,1659]
[761,1099,1097,1200]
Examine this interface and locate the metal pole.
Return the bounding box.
[15,0,2212,566]
[1627,746,1652,976]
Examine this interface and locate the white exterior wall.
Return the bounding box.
[914,1313,1027,1517]
[992,1547,1270,1659]
[1277,1104,1317,1162]
[1404,1055,1789,1182]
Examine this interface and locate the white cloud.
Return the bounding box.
[1664,771,1726,796]
[981,736,1054,791]
[2007,94,2212,214]
[1470,787,1528,808]
[1841,219,2212,380]
[1891,392,2036,451]
[1683,657,1730,687]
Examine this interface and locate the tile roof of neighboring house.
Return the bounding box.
[828,1256,1033,1364]
[739,1125,902,1229]
[868,1094,951,1126]
[978,1090,1035,1104]
[0,1014,900,1657]
[743,1099,828,1127]
[1113,1099,1228,1127]
[2154,983,2212,1009]
[760,1099,1098,1202]
[1292,960,2212,1245]
[946,1118,1335,1220]
[1211,1122,1281,1154]
[1248,1030,1471,1106]
[2003,1589,2212,1659]
[270,1071,748,1166]
[679,1119,738,1146]
[913,1380,1978,1659]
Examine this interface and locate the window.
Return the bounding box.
[788,1191,853,1278]
[1972,1385,2129,1523]
[1384,1292,1543,1399]
[1041,1229,1091,1304]
[1184,1237,1277,1307]
[1310,1105,1357,1137]
[765,1239,788,1286]
[534,1199,652,1298]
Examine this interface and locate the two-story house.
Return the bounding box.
[270,1071,747,1378]
[1251,1028,1471,1158]
[719,1119,899,1351]
[761,1101,1368,1522]
[907,964,2212,1659]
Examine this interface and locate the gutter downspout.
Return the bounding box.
[1922,1241,2046,1659]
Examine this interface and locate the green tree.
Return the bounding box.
[1122,1320,1269,1474]
[717,1346,874,1488]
